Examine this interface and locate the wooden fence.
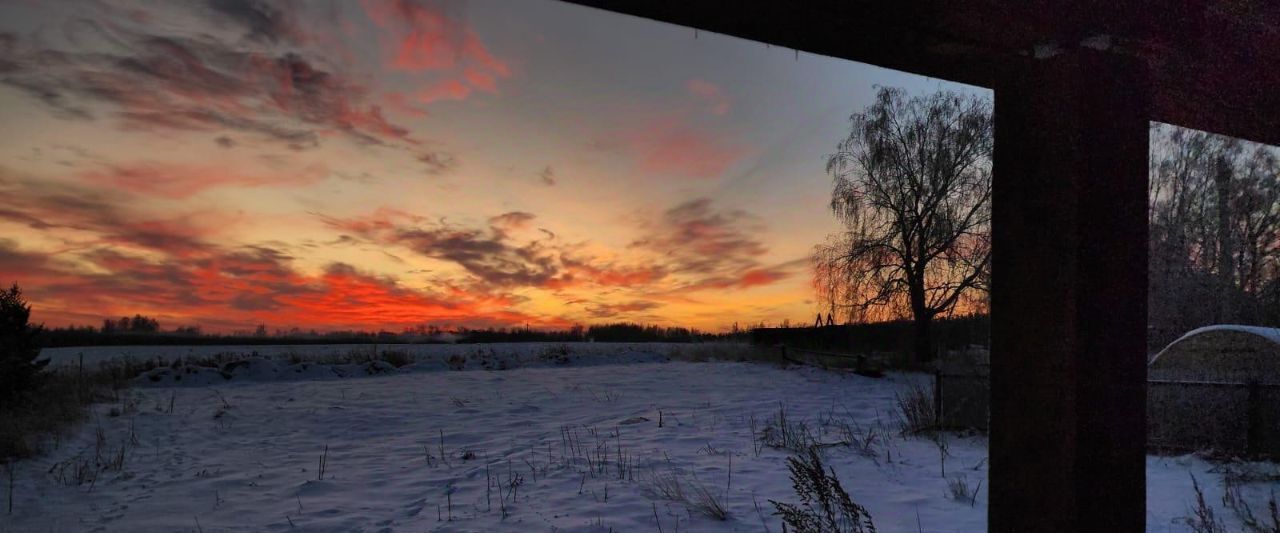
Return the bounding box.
[777,345,888,376]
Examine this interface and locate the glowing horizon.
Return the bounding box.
[0,0,984,333]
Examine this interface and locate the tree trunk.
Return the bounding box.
[912,311,933,366]
[1214,155,1235,322]
[907,269,934,365]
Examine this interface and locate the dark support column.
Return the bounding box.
[990,50,1150,532]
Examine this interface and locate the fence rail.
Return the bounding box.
[777,345,887,375]
[775,346,1277,457]
[936,371,1280,457]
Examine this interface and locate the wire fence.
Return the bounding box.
[773,343,1278,457]
[935,371,1280,457]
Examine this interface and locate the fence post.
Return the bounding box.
[1247,381,1261,457]
[77,352,85,405]
[934,367,944,429]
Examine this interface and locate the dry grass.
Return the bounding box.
[666,342,786,365]
[641,466,729,520]
[1182,474,1228,533]
[1220,465,1280,533]
[769,446,876,533]
[758,405,816,452]
[895,379,937,435]
[0,359,147,461]
[946,475,981,507]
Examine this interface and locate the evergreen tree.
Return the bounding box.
[0,283,48,407]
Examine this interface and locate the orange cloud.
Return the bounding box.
[81,162,329,199]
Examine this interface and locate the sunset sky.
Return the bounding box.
[0,0,983,333]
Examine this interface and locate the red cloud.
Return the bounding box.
[687,79,731,115]
[678,267,792,293]
[600,119,746,179]
[639,125,744,178]
[552,256,667,290]
[362,0,511,106]
[738,268,790,288]
[417,79,472,103]
[2,174,575,332]
[16,242,568,332]
[273,263,555,329]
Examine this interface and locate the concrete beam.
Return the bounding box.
[562,0,1280,147]
[989,50,1150,531]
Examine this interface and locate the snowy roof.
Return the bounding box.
[1149,324,1280,367]
[1169,324,1280,346]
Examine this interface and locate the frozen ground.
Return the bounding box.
[3,348,1278,532]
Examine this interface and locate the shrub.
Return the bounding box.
[0,283,48,409]
[770,447,876,532]
[379,350,413,368]
[894,380,936,435]
[445,354,466,370]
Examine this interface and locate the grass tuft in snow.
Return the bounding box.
[666,342,782,364]
[946,475,981,507]
[759,404,816,452]
[1182,473,1228,533]
[769,446,876,533]
[642,466,730,521]
[894,380,936,435]
[1221,468,1280,533]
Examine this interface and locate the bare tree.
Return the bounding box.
[813,87,992,363]
[1148,124,1280,347]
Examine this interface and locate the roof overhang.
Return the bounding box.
[562,1,1280,147]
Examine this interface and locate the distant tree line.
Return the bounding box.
[752,313,990,358]
[372,323,736,344]
[37,315,746,348]
[99,314,161,334]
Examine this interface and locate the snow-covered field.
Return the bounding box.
[3,346,1278,532]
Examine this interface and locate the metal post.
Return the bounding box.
[1247,381,1261,457]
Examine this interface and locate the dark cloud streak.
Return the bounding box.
[0,14,424,153]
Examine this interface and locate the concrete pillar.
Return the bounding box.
[989,50,1150,532]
